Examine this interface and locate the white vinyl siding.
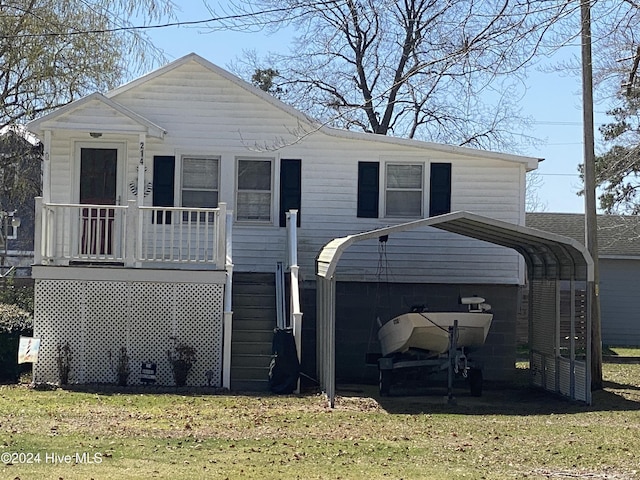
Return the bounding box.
[385,163,423,217]
[236,158,272,222]
[41,57,534,284]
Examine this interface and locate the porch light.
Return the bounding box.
[89,132,102,138]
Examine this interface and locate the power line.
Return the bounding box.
[0,2,340,39]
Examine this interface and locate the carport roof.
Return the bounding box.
[316,211,594,282]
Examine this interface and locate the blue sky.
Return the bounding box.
[144,2,609,214]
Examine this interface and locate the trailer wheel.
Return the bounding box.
[379,368,392,396]
[468,368,483,397]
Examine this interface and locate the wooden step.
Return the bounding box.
[231,353,272,368]
[232,329,274,343]
[232,341,272,356]
[230,272,278,392]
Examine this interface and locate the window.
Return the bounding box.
[181,156,219,222]
[429,162,452,216]
[237,158,272,222]
[385,164,423,217]
[357,162,379,218]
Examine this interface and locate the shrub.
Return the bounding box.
[0,303,33,382]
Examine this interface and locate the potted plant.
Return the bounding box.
[168,342,196,387]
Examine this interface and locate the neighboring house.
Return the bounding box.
[527,212,640,346]
[26,53,543,391]
[0,129,40,277]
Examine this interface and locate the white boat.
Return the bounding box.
[378,297,493,357]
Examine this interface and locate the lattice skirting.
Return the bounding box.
[33,279,224,387]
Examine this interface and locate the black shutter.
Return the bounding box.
[357,161,379,218]
[279,159,302,227]
[429,162,451,217]
[153,155,175,224]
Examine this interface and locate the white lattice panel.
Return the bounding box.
[175,283,224,387]
[33,280,84,383]
[84,281,129,383]
[33,278,224,387]
[130,282,175,385]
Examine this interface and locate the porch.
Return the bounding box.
[34,198,228,269]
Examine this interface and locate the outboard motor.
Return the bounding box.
[460,296,491,313]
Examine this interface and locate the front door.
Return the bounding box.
[79,148,117,256]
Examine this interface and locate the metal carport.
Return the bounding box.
[316,211,594,407]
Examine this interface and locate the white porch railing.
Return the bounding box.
[35,198,227,269]
[286,210,303,392]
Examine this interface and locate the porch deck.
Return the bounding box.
[34,198,227,270]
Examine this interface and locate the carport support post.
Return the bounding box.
[317,277,336,408]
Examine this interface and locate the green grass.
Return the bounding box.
[1,362,640,479]
[604,346,640,357]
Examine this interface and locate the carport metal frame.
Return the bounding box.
[316,211,594,407]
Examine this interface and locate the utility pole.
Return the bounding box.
[580,0,603,390]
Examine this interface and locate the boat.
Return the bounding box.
[378,297,493,357]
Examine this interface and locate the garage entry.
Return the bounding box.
[316,211,594,407]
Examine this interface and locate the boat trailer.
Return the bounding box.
[378,320,484,402]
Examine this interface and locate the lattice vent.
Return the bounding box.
[33,280,84,383]
[33,278,224,387]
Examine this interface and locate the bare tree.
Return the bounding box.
[0,0,175,130]
[211,0,575,150]
[525,170,547,212]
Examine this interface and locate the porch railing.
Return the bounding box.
[35,198,227,269]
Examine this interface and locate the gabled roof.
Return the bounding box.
[526,212,640,258]
[106,53,540,170]
[27,92,166,138]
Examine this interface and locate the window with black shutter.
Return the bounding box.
[429,162,451,217]
[152,155,175,224]
[279,159,301,227]
[357,161,379,218]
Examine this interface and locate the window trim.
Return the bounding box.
[179,155,220,209]
[235,156,275,224]
[383,162,424,218]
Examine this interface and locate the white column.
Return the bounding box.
[43,130,52,203]
[137,134,146,263]
[222,210,234,389]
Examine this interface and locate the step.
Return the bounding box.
[232,295,276,309]
[232,329,274,343]
[231,341,273,356]
[232,318,276,331]
[231,353,273,368]
[231,365,271,381]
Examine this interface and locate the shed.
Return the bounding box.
[316,211,594,406]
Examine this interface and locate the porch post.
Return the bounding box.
[34,197,43,265]
[43,130,52,203]
[222,209,234,389]
[137,134,146,263]
[137,134,146,208]
[126,199,137,267]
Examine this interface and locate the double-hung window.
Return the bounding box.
[236,158,273,222]
[385,163,423,217]
[181,156,219,222]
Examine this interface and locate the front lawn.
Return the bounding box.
[1,362,639,479]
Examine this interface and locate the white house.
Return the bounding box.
[27,53,543,392]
